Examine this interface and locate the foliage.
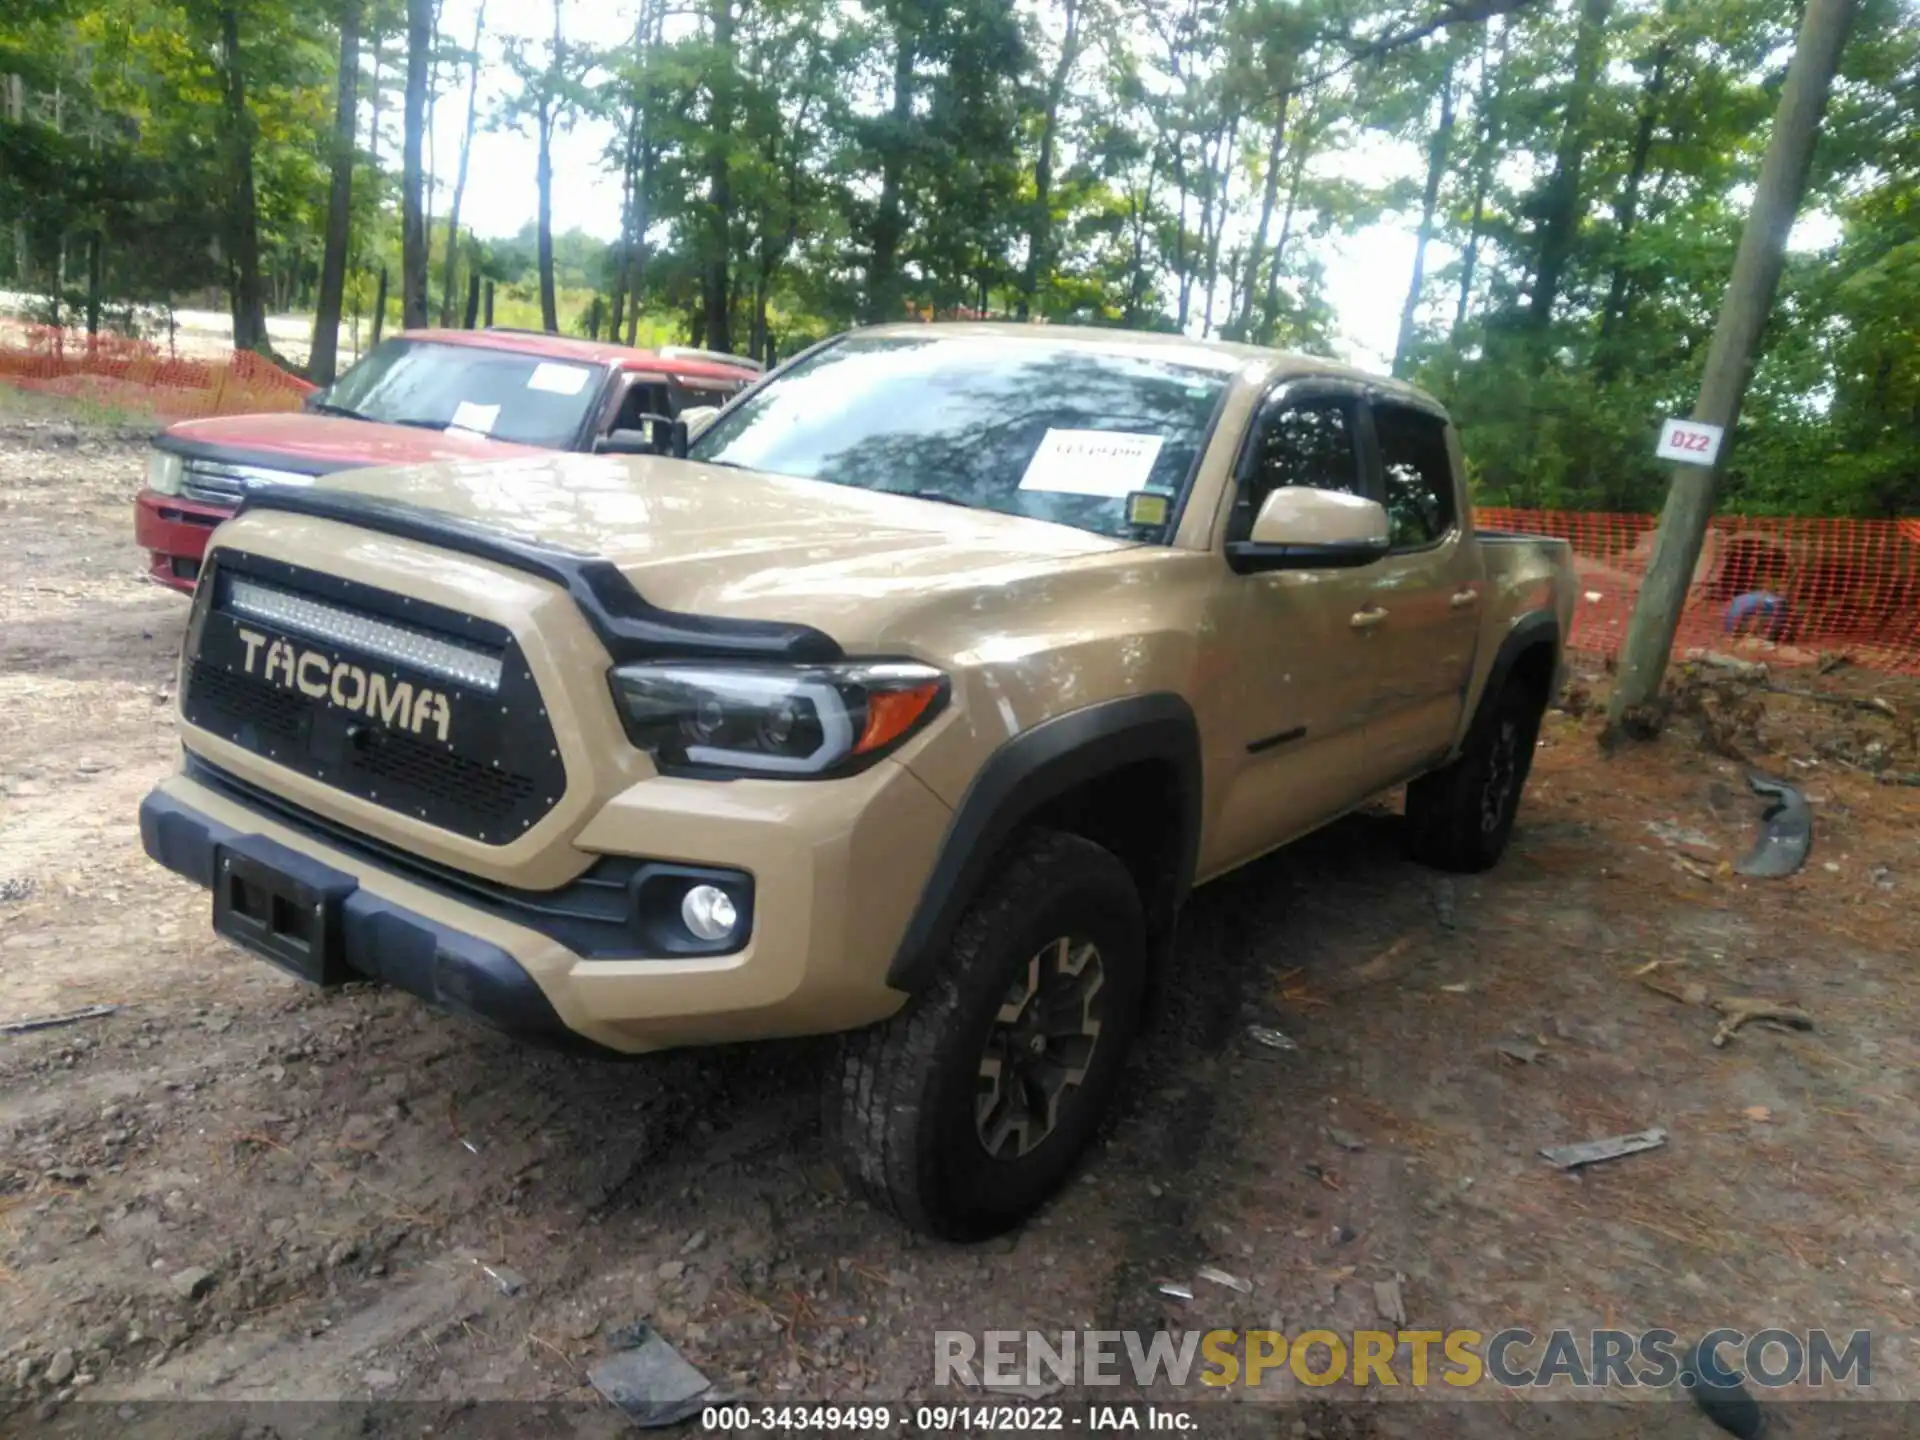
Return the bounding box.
[2,0,1915,511]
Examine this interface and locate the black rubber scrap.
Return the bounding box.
[1734,772,1812,879]
[1681,1336,1766,1438]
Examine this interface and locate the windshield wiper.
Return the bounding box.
[310,401,370,421]
[388,417,453,432]
[903,489,970,508]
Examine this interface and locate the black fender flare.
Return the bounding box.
[886,693,1203,993]
[1469,611,1562,741]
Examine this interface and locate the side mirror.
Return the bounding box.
[1227,487,1390,573]
[679,405,719,438]
[300,387,327,413]
[594,413,689,459]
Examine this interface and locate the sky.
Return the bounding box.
[424,0,1843,373]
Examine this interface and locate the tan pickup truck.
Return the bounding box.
[140,324,1576,1238]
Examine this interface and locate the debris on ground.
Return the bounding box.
[1324,1126,1366,1152]
[474,1260,528,1297]
[589,1321,714,1428]
[1711,997,1814,1049]
[1540,1126,1669,1171]
[1733,773,1813,878]
[1156,1282,1194,1302]
[1680,1335,1766,1439]
[1372,1277,1407,1326]
[1,1002,121,1035]
[1242,1024,1298,1055]
[1495,1041,1546,1065]
[1645,819,1720,851]
[1195,1265,1252,1294]
[1686,649,1770,680]
[168,1266,215,1300]
[1429,878,1456,930]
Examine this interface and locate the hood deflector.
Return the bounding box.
[235,484,843,666]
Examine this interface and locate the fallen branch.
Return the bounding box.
[1767,685,1897,718]
[0,1003,120,1035]
[1711,998,1814,1048]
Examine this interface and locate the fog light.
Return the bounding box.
[680,884,738,942]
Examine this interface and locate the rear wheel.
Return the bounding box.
[1404,677,1546,873]
[829,830,1147,1240]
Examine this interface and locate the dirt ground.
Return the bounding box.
[2,403,1916,1438]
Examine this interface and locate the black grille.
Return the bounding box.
[181,553,568,844]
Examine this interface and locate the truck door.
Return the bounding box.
[1205,382,1392,873]
[1355,399,1483,779]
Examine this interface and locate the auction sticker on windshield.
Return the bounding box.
[448,400,500,435]
[1019,429,1165,498]
[528,362,592,396]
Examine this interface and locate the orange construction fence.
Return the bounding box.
[0,324,313,421]
[1480,507,1920,675]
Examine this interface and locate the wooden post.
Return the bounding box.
[1605,0,1858,731]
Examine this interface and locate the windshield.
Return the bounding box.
[324,339,606,448]
[686,335,1232,541]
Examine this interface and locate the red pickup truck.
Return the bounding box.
[134,328,760,592]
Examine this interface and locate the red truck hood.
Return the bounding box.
[164,413,547,470]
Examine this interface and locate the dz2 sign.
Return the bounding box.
[1656,417,1725,466]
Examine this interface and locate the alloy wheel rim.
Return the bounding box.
[974,936,1105,1160]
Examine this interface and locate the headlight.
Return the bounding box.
[147,449,183,496]
[609,660,947,777]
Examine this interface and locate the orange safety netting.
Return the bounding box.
[1480,507,1920,675]
[0,325,314,421]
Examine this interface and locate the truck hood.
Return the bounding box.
[313,452,1134,639]
[166,413,545,471]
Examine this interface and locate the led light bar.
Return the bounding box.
[225,578,504,692]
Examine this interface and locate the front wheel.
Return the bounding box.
[828,829,1147,1240]
[1404,677,1546,873]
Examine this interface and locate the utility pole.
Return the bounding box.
[1606,0,1858,731]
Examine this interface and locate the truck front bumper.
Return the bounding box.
[139,760,951,1055]
[134,489,230,592]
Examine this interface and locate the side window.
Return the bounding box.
[1227,396,1360,543]
[612,378,672,431]
[670,382,736,413]
[1373,404,1457,550]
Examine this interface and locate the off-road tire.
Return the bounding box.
[829,829,1147,1241]
[1404,677,1547,873]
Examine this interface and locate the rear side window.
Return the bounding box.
[1228,396,1362,543]
[1373,404,1456,550]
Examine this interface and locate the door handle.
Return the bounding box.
[1449,589,1480,609]
[1349,605,1389,631]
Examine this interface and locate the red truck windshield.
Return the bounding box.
[322,339,605,448]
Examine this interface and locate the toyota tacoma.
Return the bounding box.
[140,324,1576,1239]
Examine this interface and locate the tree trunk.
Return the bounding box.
[701,0,735,350]
[85,230,102,337]
[6,75,25,289]
[1607,0,1859,728]
[1017,0,1082,319]
[312,0,360,384]
[1528,0,1615,331]
[367,34,384,170]
[1451,21,1505,337]
[1392,52,1458,376]
[1258,93,1316,344]
[535,101,558,330]
[371,264,389,345]
[1198,114,1238,336]
[400,0,431,329]
[865,17,916,323]
[1596,39,1671,374]
[1233,82,1292,339]
[534,0,562,332]
[438,0,487,325]
[483,278,494,327]
[219,4,269,353]
[464,271,480,327]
